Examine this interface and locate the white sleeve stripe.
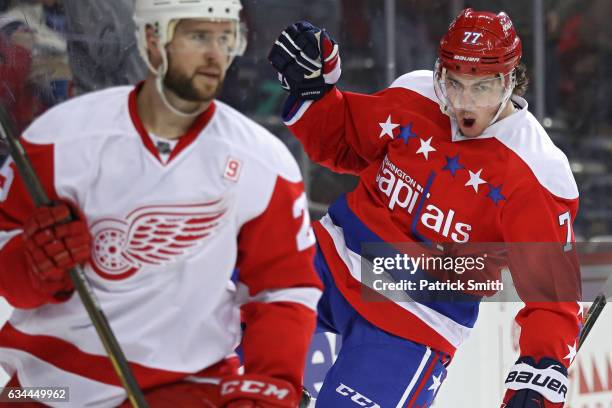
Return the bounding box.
[0,230,21,251]
[250,287,322,312]
[323,56,342,84]
[324,45,339,62]
[283,100,314,126]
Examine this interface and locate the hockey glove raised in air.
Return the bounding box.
[502,357,568,408]
[268,20,341,101]
[219,374,300,408]
[23,200,91,302]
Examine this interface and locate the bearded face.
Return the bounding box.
[163,52,225,103]
[162,19,236,103]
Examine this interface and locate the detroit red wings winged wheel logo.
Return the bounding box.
[89,200,228,280]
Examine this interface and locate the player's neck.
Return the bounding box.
[137,78,212,140]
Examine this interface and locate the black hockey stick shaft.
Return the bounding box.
[578,293,607,351]
[0,107,148,408]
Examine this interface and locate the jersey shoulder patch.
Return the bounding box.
[213,101,302,183]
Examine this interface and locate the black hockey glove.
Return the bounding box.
[268,20,341,101]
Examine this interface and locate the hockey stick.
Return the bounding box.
[0,107,148,408]
[300,387,313,408]
[578,293,607,351]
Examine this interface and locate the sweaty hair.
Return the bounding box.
[513,63,529,96]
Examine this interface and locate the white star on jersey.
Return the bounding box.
[564,341,577,364]
[577,301,583,318]
[465,169,487,193]
[379,115,399,139]
[416,137,436,160]
[428,373,442,393]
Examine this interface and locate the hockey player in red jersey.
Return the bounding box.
[269,9,581,408]
[0,0,322,406]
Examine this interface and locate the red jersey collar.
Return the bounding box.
[128,82,216,165]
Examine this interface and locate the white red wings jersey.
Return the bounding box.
[0,84,322,407]
[284,71,581,365]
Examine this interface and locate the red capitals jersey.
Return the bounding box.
[0,85,322,406]
[284,71,581,366]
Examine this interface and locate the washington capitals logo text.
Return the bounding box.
[376,155,472,243]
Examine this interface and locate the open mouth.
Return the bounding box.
[462,118,476,128]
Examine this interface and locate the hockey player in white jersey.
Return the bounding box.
[0,0,322,406]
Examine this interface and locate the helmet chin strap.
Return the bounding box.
[486,70,516,128]
[155,73,207,118]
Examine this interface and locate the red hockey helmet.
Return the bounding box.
[438,8,522,75]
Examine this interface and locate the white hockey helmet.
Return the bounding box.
[134,0,247,74]
[133,0,247,116]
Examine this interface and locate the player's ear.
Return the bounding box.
[145,24,163,68]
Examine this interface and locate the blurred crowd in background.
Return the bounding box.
[1,0,612,240]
